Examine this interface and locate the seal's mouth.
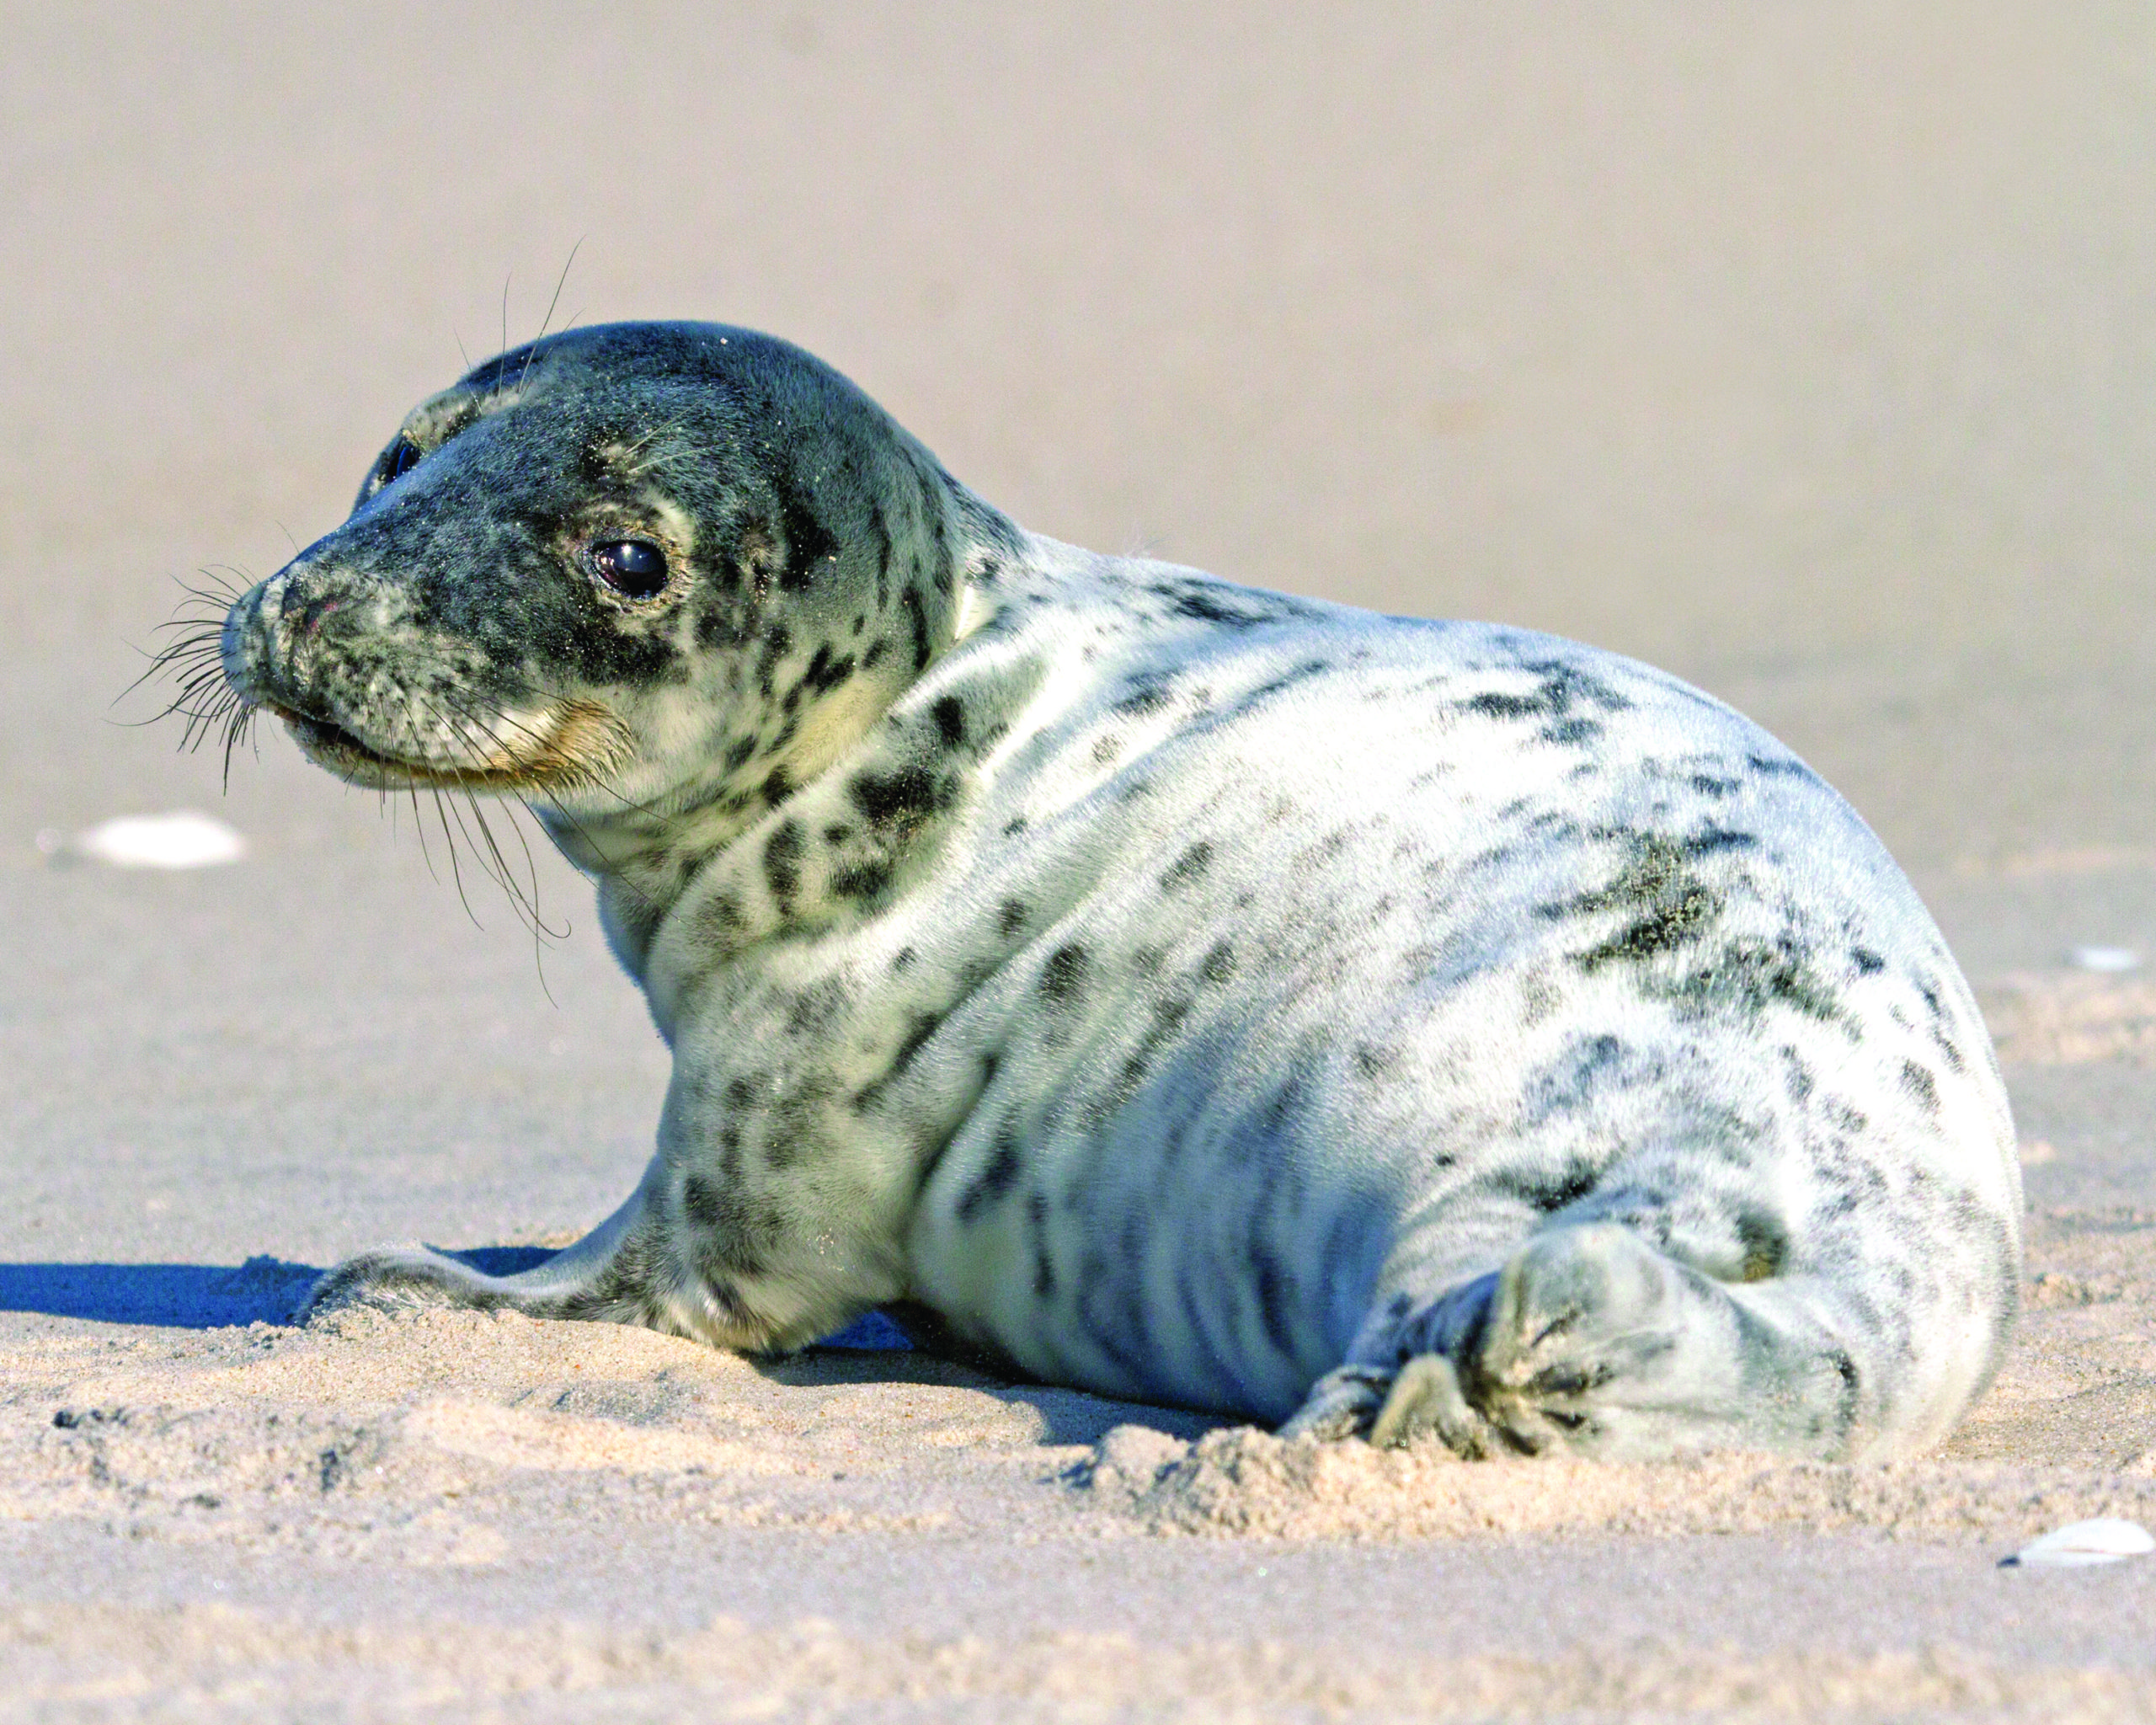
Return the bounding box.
[262,696,630,796]
[266,702,536,791]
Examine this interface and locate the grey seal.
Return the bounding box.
[197,322,2020,1460]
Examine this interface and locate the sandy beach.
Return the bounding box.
[7,4,2156,1717]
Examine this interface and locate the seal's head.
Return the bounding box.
[219,323,1010,836]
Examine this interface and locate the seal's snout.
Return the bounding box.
[217,574,277,709]
[223,556,391,707]
[291,590,350,638]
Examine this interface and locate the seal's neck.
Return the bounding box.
[536,503,1029,985]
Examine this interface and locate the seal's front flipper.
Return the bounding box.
[298,1182,664,1328]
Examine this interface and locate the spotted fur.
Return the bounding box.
[222,323,2021,1461]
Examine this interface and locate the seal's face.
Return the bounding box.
[219,323,964,830]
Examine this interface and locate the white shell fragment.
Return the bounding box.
[2005,1518,2156,1568]
[2070,946,2143,974]
[62,811,246,870]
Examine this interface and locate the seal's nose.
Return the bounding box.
[291,590,350,638]
[220,558,333,708]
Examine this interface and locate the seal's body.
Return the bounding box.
[220,323,2020,1459]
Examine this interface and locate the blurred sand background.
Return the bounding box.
[6,3,2156,1718]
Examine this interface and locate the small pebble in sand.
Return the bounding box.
[2004,1518,2156,1568]
[47,811,246,870]
[2069,946,2142,974]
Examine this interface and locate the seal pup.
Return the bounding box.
[211,323,2020,1460]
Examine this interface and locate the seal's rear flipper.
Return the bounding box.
[1283,1218,2003,1461]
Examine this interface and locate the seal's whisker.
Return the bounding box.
[497,275,512,407]
[517,239,583,398]
[430,784,483,929]
[407,784,442,885]
[465,786,568,946]
[399,690,571,944]
[219,700,257,792]
[117,617,231,714]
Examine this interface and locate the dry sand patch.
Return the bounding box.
[4,1203,2156,1567]
[5,1603,2156,1724]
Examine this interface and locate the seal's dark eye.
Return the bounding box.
[380,436,424,487]
[587,539,670,599]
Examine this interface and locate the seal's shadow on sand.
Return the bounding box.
[0,1249,905,1336]
[0,1253,1219,1445]
[0,1256,327,1328]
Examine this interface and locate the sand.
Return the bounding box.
[7,3,2156,1718]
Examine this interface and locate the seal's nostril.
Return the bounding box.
[296,595,348,637]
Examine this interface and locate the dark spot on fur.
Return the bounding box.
[787,979,846,1036]
[1735,1209,1789,1281]
[1029,1191,1056,1297]
[1039,943,1090,1007]
[902,586,931,671]
[930,695,965,747]
[1161,840,1214,891]
[773,478,839,591]
[682,1174,727,1230]
[694,891,745,945]
[867,505,892,588]
[1252,1248,1299,1360]
[1553,836,1721,970]
[830,859,893,901]
[723,734,758,772]
[1522,1163,1598,1214]
[823,822,852,846]
[850,765,947,832]
[1901,1060,1940,1114]
[892,946,916,973]
[799,644,856,695]
[762,820,804,911]
[1115,672,1174,716]
[1465,660,1631,725]
[997,899,1027,938]
[1782,1046,1816,1103]
[1167,586,1278,628]
[1662,936,1844,1023]
[761,765,792,805]
[1682,826,1758,857]
[862,638,890,670]
[958,1123,1024,1222]
[1852,947,1886,975]
[1199,940,1236,985]
[1353,1044,1394,1079]
[755,623,792,698]
[890,1011,943,1076]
